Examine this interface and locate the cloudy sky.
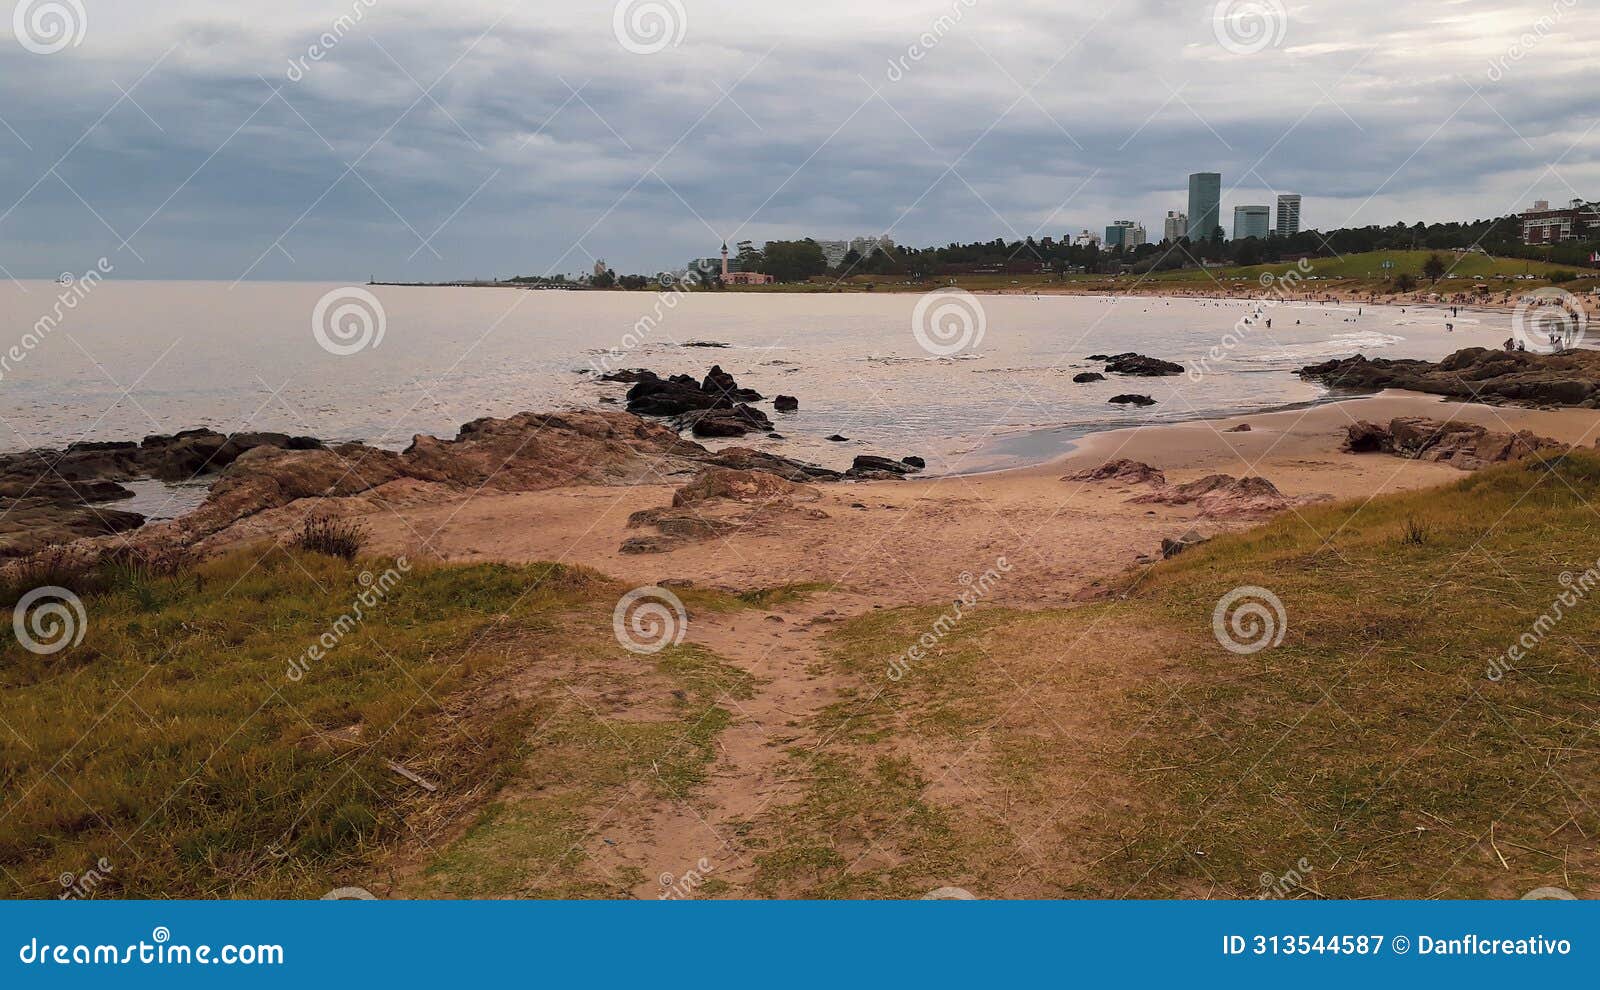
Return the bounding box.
[0,0,1592,280]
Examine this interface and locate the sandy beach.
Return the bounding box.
[349,390,1600,610]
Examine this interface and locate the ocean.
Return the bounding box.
[0,280,1515,479]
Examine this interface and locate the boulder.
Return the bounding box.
[774,395,800,412]
[1298,347,1600,408]
[1162,530,1210,559]
[1131,474,1329,518]
[846,455,923,479]
[1109,394,1157,407]
[672,469,820,507]
[1104,353,1185,377]
[1073,372,1107,384]
[1342,417,1567,470]
[1064,459,1167,487]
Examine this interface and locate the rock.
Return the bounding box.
[846,455,923,480]
[597,369,650,383]
[685,404,773,438]
[774,395,799,412]
[0,500,146,557]
[1104,353,1185,377]
[1298,347,1600,408]
[672,469,820,507]
[1162,530,1209,559]
[825,434,850,442]
[1109,394,1157,407]
[1064,459,1167,486]
[620,536,671,554]
[1131,474,1329,518]
[1225,424,1252,433]
[901,456,927,470]
[702,365,762,404]
[1342,416,1567,470]
[1073,372,1107,384]
[625,372,723,416]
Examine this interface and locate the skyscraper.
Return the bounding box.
[1233,205,1271,240]
[1187,173,1222,242]
[1105,220,1146,249]
[1275,194,1302,237]
[1164,211,1187,243]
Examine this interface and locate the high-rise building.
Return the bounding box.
[1104,220,1147,249]
[1187,173,1222,242]
[1275,194,1302,237]
[1233,205,1271,240]
[1164,211,1187,243]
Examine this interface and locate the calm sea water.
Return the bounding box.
[0,281,1517,476]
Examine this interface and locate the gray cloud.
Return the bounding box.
[0,0,1592,280]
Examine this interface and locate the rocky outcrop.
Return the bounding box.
[1109,394,1157,407]
[1131,474,1330,518]
[1102,353,1185,377]
[625,467,828,554]
[0,430,324,557]
[1298,348,1600,408]
[1341,417,1568,471]
[624,367,765,434]
[1064,459,1168,487]
[845,455,926,480]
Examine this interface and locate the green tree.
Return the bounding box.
[761,239,828,282]
[1422,253,1447,282]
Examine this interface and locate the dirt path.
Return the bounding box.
[590,590,862,898]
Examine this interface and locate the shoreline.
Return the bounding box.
[336,390,1600,611]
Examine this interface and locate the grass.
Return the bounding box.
[0,549,766,899]
[723,250,1588,296]
[744,451,1600,899]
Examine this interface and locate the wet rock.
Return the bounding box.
[1073,372,1107,384]
[702,365,762,404]
[1109,394,1157,407]
[846,455,923,480]
[1104,353,1185,377]
[825,434,850,442]
[774,395,799,412]
[901,455,927,470]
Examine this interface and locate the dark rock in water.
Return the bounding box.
[1298,348,1600,408]
[766,432,785,440]
[684,403,774,438]
[1225,424,1252,433]
[901,456,927,470]
[702,365,762,404]
[1109,394,1157,407]
[774,395,799,412]
[1073,372,1107,384]
[825,434,850,442]
[626,372,723,416]
[1087,354,1110,361]
[1104,353,1184,377]
[1162,530,1209,559]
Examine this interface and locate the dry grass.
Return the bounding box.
[745,451,1600,899]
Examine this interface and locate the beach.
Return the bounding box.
[334,390,1600,609]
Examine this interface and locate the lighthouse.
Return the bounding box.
[720,242,730,279]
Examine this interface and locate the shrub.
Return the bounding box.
[293,515,368,561]
[1550,269,1578,284]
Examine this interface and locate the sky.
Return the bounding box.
[0,0,1593,281]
